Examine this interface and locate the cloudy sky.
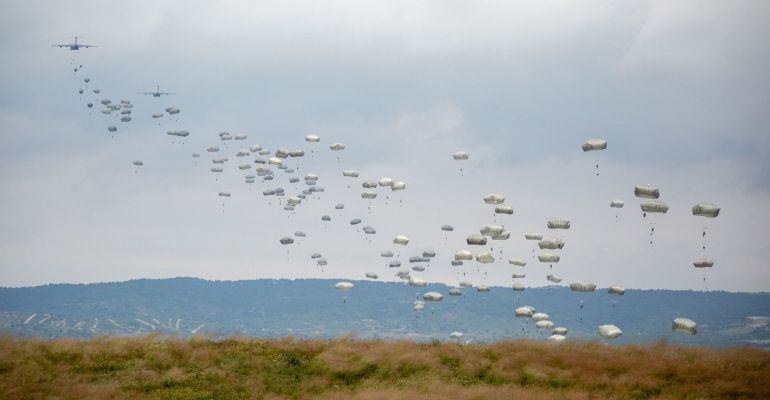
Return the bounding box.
[0,1,768,291]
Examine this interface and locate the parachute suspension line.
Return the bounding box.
[595,159,600,176]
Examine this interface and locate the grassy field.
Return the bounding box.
[0,335,768,399]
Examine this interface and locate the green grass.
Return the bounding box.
[0,335,768,399]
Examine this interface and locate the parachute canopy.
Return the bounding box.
[483,193,505,204]
[672,318,697,335]
[393,235,410,245]
[569,281,596,292]
[423,292,443,301]
[692,203,720,218]
[598,324,622,340]
[641,201,669,214]
[547,217,570,229]
[452,151,469,160]
[335,282,354,291]
[634,185,660,199]
[581,139,607,151]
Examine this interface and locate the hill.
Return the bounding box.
[1,278,768,347]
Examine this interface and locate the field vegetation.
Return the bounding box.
[0,335,768,399]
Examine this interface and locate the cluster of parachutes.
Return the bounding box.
[60,46,718,343]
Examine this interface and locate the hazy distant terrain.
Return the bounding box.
[1,278,768,347]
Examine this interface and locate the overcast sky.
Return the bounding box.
[0,0,769,291]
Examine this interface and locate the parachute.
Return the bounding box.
[342,170,359,177]
[335,282,354,291]
[511,273,525,279]
[552,327,568,336]
[672,318,697,335]
[361,191,377,199]
[524,233,543,240]
[581,139,607,151]
[515,306,535,317]
[608,286,625,295]
[408,277,428,287]
[597,324,622,340]
[218,192,231,197]
[441,225,454,232]
[480,224,505,237]
[509,259,527,267]
[581,139,607,174]
[365,272,378,280]
[305,134,320,142]
[448,288,463,296]
[547,217,570,229]
[491,230,511,240]
[547,335,566,343]
[569,281,596,292]
[423,292,443,301]
[483,193,505,204]
[532,313,549,321]
[466,234,487,246]
[536,320,555,329]
[349,218,362,225]
[378,177,393,187]
[380,251,394,257]
[132,160,143,166]
[393,235,409,245]
[449,331,464,339]
[610,199,624,208]
[692,203,720,218]
[389,261,402,268]
[476,285,490,292]
[452,151,469,160]
[546,274,562,283]
[538,237,565,250]
[538,253,560,263]
[495,204,513,215]
[634,185,660,199]
[693,259,714,268]
[329,143,346,151]
[512,283,526,291]
[475,252,494,264]
[640,201,669,214]
[279,237,294,245]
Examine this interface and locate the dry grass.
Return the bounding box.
[0,335,768,399]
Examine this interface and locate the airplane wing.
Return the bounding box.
[159,92,176,95]
[81,45,97,48]
[51,44,66,47]
[138,92,153,95]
